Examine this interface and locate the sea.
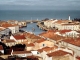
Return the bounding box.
[0,10,80,35]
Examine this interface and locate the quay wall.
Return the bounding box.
[37,21,50,31]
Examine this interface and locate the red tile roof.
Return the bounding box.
[42,47,54,52]
[39,30,56,36]
[36,39,45,43]
[37,46,57,53]
[60,30,71,34]
[47,50,72,57]
[55,20,69,24]
[0,22,18,28]
[63,38,80,47]
[23,32,41,39]
[26,43,34,47]
[40,30,65,41]
[37,49,43,53]
[13,34,26,40]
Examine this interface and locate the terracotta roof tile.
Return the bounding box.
[23,32,41,39]
[43,47,54,52]
[47,50,72,57]
[40,30,65,41]
[36,39,45,43]
[0,22,18,28]
[37,49,43,53]
[37,46,57,52]
[26,43,34,47]
[13,34,26,40]
[60,30,71,34]
[63,38,80,47]
[39,30,56,36]
[55,20,69,24]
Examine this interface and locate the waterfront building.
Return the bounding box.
[56,30,79,38]
[0,27,11,38]
[58,23,80,30]
[43,19,80,30]
[7,20,27,27]
[0,22,19,34]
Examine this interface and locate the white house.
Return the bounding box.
[10,34,27,44]
[34,39,54,50]
[0,22,19,34]
[46,50,75,60]
[0,27,11,37]
[55,30,79,38]
[43,19,80,31]
[60,38,80,57]
[37,46,58,59]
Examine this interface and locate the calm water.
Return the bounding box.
[21,23,45,35]
[0,10,80,34]
[0,10,80,20]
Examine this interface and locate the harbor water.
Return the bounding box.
[20,23,45,35]
[0,10,80,34]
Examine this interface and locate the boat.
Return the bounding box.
[32,27,35,32]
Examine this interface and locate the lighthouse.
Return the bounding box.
[68,15,72,22]
[69,15,70,20]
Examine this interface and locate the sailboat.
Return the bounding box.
[32,27,35,32]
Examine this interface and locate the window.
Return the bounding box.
[37,52,39,54]
[43,44,45,46]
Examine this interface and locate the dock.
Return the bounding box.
[37,21,49,31]
[24,20,41,23]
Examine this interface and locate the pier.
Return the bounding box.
[37,21,49,31]
[24,20,41,23]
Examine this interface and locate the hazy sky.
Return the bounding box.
[0,0,80,10]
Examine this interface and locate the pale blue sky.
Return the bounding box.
[0,0,80,10]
